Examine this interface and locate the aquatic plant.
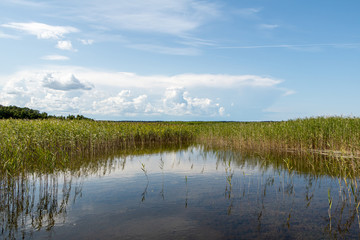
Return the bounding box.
[0,172,82,239]
[140,162,148,181]
[0,119,194,174]
[185,175,188,208]
[1,116,360,175]
[328,188,333,231]
[196,116,360,155]
[2,144,360,238]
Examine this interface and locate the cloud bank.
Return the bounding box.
[41,55,69,61]
[1,22,78,39]
[72,0,219,36]
[0,67,292,120]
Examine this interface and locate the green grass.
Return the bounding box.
[195,116,360,153]
[0,119,193,173]
[1,116,360,174]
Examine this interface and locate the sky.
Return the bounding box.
[0,0,359,121]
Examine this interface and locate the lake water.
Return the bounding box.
[1,145,360,239]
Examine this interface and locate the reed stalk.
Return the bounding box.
[1,116,360,174]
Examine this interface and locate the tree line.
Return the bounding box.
[0,105,92,120]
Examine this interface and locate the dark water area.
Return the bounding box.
[1,145,360,239]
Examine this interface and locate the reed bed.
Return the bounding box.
[196,117,360,155]
[0,119,193,173]
[1,116,360,174]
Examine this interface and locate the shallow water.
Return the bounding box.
[1,145,360,239]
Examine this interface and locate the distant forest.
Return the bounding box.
[0,105,91,120]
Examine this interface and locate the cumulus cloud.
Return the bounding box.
[1,22,78,39]
[0,67,293,120]
[41,55,69,61]
[56,40,76,51]
[162,87,220,116]
[0,71,92,115]
[42,73,92,91]
[90,90,154,116]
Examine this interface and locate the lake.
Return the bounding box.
[1,145,359,239]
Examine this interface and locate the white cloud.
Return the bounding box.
[56,40,76,51]
[128,44,200,56]
[0,67,293,120]
[42,73,92,91]
[91,90,154,116]
[80,39,94,45]
[162,87,221,116]
[170,74,281,88]
[1,22,78,39]
[61,69,282,89]
[177,36,216,47]
[283,90,296,96]
[163,87,188,114]
[259,24,279,30]
[219,43,360,50]
[41,55,69,61]
[218,107,225,116]
[0,31,19,39]
[1,1,219,55]
[234,8,261,17]
[0,71,92,115]
[2,0,47,8]
[54,0,219,36]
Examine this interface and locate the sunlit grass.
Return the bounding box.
[0,119,193,173]
[196,116,360,154]
[1,116,360,174]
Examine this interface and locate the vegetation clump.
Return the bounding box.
[193,117,360,155]
[0,119,194,173]
[1,105,360,174]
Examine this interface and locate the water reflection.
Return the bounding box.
[1,145,360,239]
[0,173,83,239]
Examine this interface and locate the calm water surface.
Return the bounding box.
[1,146,360,239]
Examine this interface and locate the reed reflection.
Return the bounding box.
[1,143,191,239]
[1,144,360,239]
[0,173,83,239]
[208,147,360,238]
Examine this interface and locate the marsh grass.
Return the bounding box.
[196,116,360,155]
[0,120,193,174]
[203,144,360,179]
[1,116,360,175]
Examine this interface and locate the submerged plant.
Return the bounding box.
[159,157,165,200]
[140,162,148,182]
[225,160,234,199]
[185,175,188,208]
[328,188,333,231]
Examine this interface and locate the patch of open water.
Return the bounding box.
[1,145,359,239]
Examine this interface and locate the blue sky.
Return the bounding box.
[0,0,359,121]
